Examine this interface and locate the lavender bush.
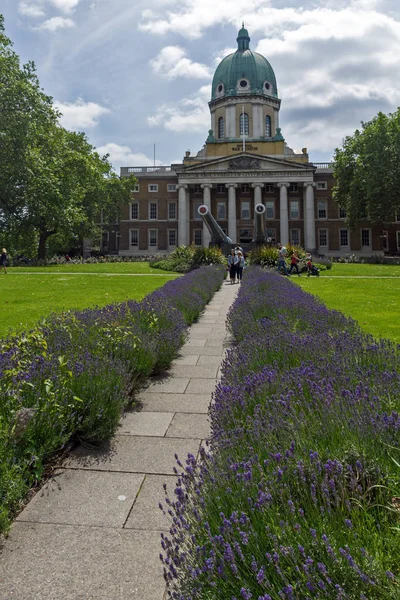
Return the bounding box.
[161,267,399,599]
[0,266,225,534]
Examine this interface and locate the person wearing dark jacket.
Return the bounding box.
[0,248,7,274]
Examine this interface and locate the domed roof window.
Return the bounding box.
[237,78,250,91]
[211,25,278,101]
[216,83,224,97]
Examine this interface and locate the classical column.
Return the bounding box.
[251,182,264,205]
[277,183,289,245]
[201,183,212,247]
[226,183,238,243]
[304,182,316,251]
[177,184,188,247]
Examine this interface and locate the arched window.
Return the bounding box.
[265,115,272,137]
[218,116,224,139]
[239,112,249,136]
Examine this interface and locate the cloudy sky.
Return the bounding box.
[2,0,400,170]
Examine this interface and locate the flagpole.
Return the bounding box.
[242,104,245,152]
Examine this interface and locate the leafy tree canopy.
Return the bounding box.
[333,109,400,228]
[0,15,136,259]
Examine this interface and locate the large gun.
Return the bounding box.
[253,203,266,244]
[198,205,232,246]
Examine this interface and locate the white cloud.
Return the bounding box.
[38,16,75,30]
[18,2,46,18]
[55,98,110,129]
[95,143,164,171]
[150,46,211,79]
[48,0,81,14]
[148,85,211,132]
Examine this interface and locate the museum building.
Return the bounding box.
[112,26,400,256]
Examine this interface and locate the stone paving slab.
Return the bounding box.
[169,365,218,379]
[185,378,218,395]
[185,338,207,347]
[118,411,174,436]
[138,392,211,413]
[189,324,213,333]
[124,474,175,531]
[145,375,189,394]
[172,354,199,366]
[205,339,225,347]
[166,413,210,439]
[0,522,165,600]
[16,469,144,528]
[180,345,224,356]
[65,435,201,474]
[197,354,226,367]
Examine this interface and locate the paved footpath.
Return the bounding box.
[0,279,238,600]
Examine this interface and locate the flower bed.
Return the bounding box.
[161,267,400,599]
[0,266,224,534]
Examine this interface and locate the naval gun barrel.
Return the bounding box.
[253,203,266,244]
[198,205,232,246]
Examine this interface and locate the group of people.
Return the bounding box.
[227,246,246,284]
[277,244,314,276]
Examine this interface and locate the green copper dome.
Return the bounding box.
[211,26,278,100]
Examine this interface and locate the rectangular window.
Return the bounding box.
[361,229,370,247]
[217,202,226,219]
[316,181,327,190]
[148,184,158,192]
[318,229,328,248]
[149,202,158,220]
[290,228,300,246]
[149,229,158,248]
[167,184,177,192]
[241,201,250,219]
[101,231,109,248]
[265,201,274,219]
[265,184,274,193]
[340,229,349,247]
[382,230,389,251]
[290,200,299,219]
[217,184,226,194]
[168,202,177,220]
[132,184,140,193]
[339,206,347,219]
[241,184,250,193]
[397,231,400,250]
[194,201,202,220]
[193,184,201,194]
[131,202,139,220]
[168,229,176,247]
[289,183,298,193]
[194,229,202,246]
[318,201,327,219]
[130,229,138,247]
[396,211,400,222]
[266,228,276,242]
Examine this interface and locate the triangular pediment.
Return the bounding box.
[177,152,314,175]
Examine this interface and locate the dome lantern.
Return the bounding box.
[237,23,250,50]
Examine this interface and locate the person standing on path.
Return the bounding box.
[277,244,290,276]
[236,251,245,283]
[227,248,239,283]
[288,250,301,276]
[0,248,7,274]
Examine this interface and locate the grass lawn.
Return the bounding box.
[294,263,400,343]
[0,263,179,338]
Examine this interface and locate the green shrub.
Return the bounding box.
[151,245,226,273]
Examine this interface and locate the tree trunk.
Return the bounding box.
[38,231,48,260]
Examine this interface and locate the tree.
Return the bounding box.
[333,109,400,228]
[0,16,136,258]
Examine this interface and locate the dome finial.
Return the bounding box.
[237,23,250,50]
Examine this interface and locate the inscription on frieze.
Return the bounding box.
[231,144,259,152]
